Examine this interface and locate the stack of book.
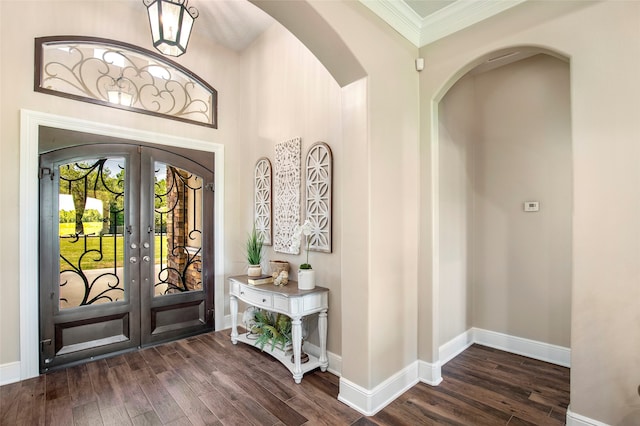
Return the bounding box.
[247,274,273,285]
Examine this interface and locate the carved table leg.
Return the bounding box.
[292,316,303,383]
[318,309,328,371]
[230,294,238,344]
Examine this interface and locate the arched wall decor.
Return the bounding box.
[305,142,332,253]
[34,36,218,128]
[254,157,272,246]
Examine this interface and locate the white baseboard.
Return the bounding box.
[334,327,570,417]
[418,360,442,386]
[472,328,571,367]
[0,361,22,386]
[304,341,342,377]
[439,329,474,365]
[221,314,238,331]
[439,328,570,368]
[338,362,419,416]
[566,407,610,426]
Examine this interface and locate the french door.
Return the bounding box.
[39,143,214,371]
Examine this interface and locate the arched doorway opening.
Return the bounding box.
[433,47,573,370]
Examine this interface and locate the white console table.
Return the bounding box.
[228,275,329,383]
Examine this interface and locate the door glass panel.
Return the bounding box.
[58,158,126,309]
[154,162,203,296]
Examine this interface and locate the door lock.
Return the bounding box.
[142,255,150,262]
[130,257,138,264]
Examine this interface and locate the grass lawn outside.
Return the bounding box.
[59,222,168,271]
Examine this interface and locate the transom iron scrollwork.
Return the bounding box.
[35,36,217,128]
[154,163,204,296]
[254,158,272,246]
[58,158,126,308]
[305,142,333,253]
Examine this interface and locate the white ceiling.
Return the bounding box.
[194,0,274,52]
[404,0,457,18]
[179,0,526,53]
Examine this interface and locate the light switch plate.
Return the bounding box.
[524,201,540,212]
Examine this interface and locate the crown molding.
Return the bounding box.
[360,0,526,48]
[359,0,422,46]
[421,0,526,45]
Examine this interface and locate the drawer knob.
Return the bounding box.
[262,298,266,303]
[240,291,244,295]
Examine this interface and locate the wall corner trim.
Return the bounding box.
[338,361,424,416]
[418,360,442,386]
[439,328,474,365]
[566,407,611,426]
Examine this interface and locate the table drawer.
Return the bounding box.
[273,295,290,312]
[239,287,273,309]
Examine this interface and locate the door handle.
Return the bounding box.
[130,257,138,264]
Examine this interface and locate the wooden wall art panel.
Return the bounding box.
[254,157,272,246]
[305,142,333,253]
[273,138,301,254]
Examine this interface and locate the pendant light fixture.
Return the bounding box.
[143,0,198,57]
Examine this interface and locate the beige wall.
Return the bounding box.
[308,1,420,388]
[472,55,572,346]
[438,74,475,344]
[421,1,640,422]
[236,23,344,353]
[438,55,572,347]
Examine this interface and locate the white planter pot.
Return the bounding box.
[297,269,315,290]
[247,264,262,277]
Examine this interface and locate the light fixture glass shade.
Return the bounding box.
[107,90,133,106]
[106,77,134,107]
[144,0,197,57]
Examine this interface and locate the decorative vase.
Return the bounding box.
[247,264,262,277]
[297,269,315,290]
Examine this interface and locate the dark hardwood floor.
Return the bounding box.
[0,331,569,425]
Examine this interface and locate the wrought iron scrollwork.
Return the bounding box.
[58,159,126,308]
[36,36,217,128]
[154,164,203,295]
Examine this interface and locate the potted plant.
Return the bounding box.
[291,219,315,289]
[248,308,292,353]
[246,226,264,277]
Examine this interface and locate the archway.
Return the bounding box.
[432,47,572,371]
